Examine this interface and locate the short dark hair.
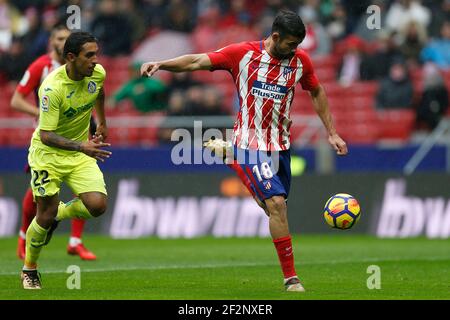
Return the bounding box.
[63,32,98,58]
[50,24,70,37]
[272,10,306,41]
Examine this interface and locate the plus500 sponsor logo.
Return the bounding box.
[251,81,287,101]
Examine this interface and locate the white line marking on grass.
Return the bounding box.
[1,256,449,276]
[1,261,274,276]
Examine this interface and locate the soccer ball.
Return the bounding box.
[323,193,361,229]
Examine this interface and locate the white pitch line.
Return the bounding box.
[0,261,275,276]
[1,256,449,276]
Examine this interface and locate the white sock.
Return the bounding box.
[284,276,299,284]
[22,265,36,271]
[69,237,82,247]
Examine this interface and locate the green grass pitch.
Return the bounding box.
[0,234,449,300]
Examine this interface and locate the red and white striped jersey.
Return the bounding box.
[16,54,61,101]
[207,40,319,151]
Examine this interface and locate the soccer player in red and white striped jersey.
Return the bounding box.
[141,10,348,292]
[206,37,319,152]
[11,25,98,261]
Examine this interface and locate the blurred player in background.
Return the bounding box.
[141,10,347,292]
[21,32,111,289]
[11,25,98,261]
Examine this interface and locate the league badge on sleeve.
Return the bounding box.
[41,95,49,112]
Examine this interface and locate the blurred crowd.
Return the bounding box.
[0,0,449,140]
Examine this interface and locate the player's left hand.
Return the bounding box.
[94,123,108,142]
[328,133,348,156]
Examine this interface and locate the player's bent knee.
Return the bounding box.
[80,193,107,218]
[265,196,287,213]
[86,200,107,218]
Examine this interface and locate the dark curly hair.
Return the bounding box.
[272,10,306,41]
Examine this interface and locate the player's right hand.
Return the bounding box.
[140,61,160,77]
[80,137,112,162]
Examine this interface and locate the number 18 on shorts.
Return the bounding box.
[232,147,292,202]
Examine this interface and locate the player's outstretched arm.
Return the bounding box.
[309,85,348,156]
[140,54,212,77]
[40,130,112,162]
[10,90,39,118]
